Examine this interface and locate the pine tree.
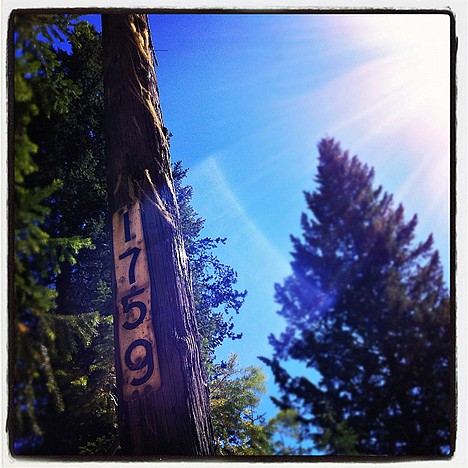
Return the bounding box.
[13,15,253,455]
[173,161,247,374]
[209,354,274,455]
[12,14,95,451]
[20,21,119,455]
[260,138,451,456]
[268,409,314,455]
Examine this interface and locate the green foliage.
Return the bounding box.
[173,165,275,455]
[15,20,119,455]
[79,433,120,456]
[267,409,314,455]
[13,15,258,456]
[13,13,94,443]
[173,161,247,374]
[261,138,451,456]
[209,354,274,455]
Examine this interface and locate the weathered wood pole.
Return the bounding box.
[102,13,214,456]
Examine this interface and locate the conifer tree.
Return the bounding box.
[209,354,274,455]
[12,14,94,451]
[173,161,247,374]
[18,21,120,455]
[260,138,451,456]
[267,409,313,455]
[12,16,253,455]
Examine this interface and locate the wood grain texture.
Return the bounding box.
[103,13,214,456]
[113,202,161,402]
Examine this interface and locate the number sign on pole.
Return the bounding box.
[113,201,160,401]
[103,14,214,454]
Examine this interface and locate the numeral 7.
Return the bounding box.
[119,247,141,284]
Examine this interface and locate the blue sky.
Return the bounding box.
[86,12,451,424]
[145,12,451,420]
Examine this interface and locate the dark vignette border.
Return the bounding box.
[6,6,458,464]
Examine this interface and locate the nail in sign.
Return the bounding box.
[113,202,161,401]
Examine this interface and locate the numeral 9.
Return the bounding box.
[124,339,154,387]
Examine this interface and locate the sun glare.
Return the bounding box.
[353,14,449,121]
[291,14,451,232]
[346,14,450,224]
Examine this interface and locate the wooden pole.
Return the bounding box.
[102,13,214,456]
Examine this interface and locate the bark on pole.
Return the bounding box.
[102,13,214,456]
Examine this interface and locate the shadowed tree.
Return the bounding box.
[12,16,253,455]
[260,138,452,456]
[12,14,95,452]
[103,13,214,455]
[17,21,119,455]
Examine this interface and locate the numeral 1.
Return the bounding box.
[123,210,131,242]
